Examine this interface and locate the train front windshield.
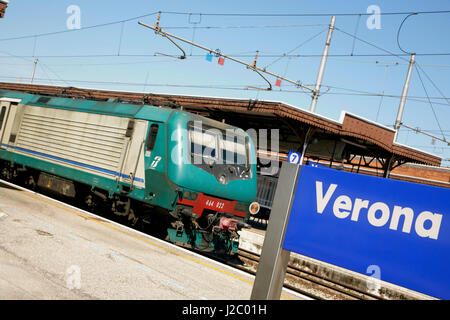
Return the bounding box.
[188,122,251,170]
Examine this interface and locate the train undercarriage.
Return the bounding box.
[0,161,248,256]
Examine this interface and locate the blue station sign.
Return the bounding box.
[283,165,450,299]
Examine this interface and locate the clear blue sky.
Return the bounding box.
[1,0,450,165]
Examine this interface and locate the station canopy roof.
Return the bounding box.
[0,82,441,170]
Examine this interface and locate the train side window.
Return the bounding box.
[146,124,159,151]
[0,106,6,131]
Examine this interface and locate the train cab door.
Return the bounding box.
[0,98,20,149]
[143,121,168,203]
[144,122,166,173]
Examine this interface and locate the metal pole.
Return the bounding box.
[383,154,394,178]
[138,21,315,93]
[310,16,336,113]
[250,162,301,300]
[30,58,38,84]
[394,53,416,141]
[298,127,312,166]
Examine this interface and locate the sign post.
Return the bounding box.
[250,162,300,300]
[251,162,450,300]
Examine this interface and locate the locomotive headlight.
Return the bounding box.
[249,202,260,215]
[183,190,198,200]
[219,175,227,184]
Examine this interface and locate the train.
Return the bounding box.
[0,89,260,255]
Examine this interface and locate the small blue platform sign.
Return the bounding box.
[287,150,301,164]
[283,165,450,299]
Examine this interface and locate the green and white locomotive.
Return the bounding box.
[0,89,259,254]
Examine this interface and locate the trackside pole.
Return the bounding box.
[394,53,416,141]
[309,15,336,113]
[30,58,38,84]
[250,162,301,300]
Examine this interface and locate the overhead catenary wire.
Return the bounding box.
[164,24,328,29]
[138,17,316,93]
[406,129,450,133]
[408,145,450,149]
[400,122,450,146]
[415,64,450,107]
[331,24,450,145]
[0,23,331,42]
[117,22,125,56]
[375,64,391,122]
[0,75,277,91]
[38,61,71,87]
[0,11,159,42]
[3,52,450,59]
[2,43,450,107]
[37,63,55,86]
[334,27,410,63]
[159,10,450,17]
[414,65,448,142]
[263,28,327,69]
[350,14,362,56]
[396,12,418,55]
[5,53,450,69]
[396,12,450,57]
[0,8,449,49]
[1,74,450,106]
[0,9,448,152]
[0,9,449,63]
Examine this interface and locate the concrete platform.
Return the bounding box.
[0,181,305,300]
